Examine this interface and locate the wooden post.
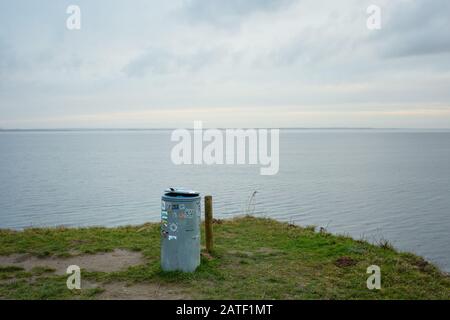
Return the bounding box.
[205,195,213,253]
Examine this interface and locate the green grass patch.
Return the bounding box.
[0,216,449,300]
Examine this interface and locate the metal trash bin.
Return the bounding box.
[161,187,201,272]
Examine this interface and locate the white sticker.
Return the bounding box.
[169,223,178,232]
[168,235,177,241]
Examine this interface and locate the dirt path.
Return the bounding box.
[0,249,191,299]
[0,249,144,275]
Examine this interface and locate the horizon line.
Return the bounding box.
[1,127,450,132]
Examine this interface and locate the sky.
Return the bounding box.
[0,0,450,129]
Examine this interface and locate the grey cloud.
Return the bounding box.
[122,46,226,77]
[181,0,297,26]
[386,31,450,58]
[0,40,20,75]
[375,0,450,58]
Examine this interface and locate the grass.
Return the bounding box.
[0,216,449,300]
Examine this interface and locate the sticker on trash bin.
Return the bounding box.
[178,211,186,219]
[172,204,179,210]
[180,204,185,210]
[169,223,178,232]
[162,230,169,238]
[185,209,194,218]
[168,235,177,241]
[161,200,166,210]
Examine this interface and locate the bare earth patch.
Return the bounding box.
[0,249,144,275]
[335,256,358,267]
[96,282,191,300]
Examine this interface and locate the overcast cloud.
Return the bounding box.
[0,0,449,128]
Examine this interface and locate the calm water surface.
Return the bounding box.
[0,130,449,271]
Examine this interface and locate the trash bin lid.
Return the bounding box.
[164,187,200,198]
